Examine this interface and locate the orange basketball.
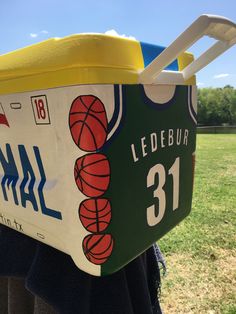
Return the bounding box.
[79,199,112,233]
[83,234,114,265]
[69,95,108,151]
[74,153,110,197]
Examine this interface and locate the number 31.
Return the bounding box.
[146,157,180,226]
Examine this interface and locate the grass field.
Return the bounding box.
[159,134,236,314]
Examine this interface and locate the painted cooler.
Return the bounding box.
[0,15,235,276]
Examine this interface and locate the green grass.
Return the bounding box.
[159,135,236,314]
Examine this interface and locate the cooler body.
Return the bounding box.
[0,34,197,276]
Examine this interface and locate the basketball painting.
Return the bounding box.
[69,89,117,267]
[69,86,125,151]
[74,153,111,197]
[82,234,114,265]
[69,95,108,151]
[79,199,112,233]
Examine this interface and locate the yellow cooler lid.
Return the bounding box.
[0,34,194,95]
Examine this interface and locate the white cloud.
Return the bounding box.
[30,30,49,38]
[213,73,229,79]
[197,82,204,87]
[105,29,136,40]
[30,33,38,38]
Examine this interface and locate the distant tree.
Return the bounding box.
[221,86,236,125]
[197,85,236,125]
[223,85,234,90]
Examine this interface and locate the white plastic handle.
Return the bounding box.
[139,15,236,83]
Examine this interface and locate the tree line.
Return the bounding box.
[197,85,236,126]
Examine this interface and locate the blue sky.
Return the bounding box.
[1,0,235,88]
